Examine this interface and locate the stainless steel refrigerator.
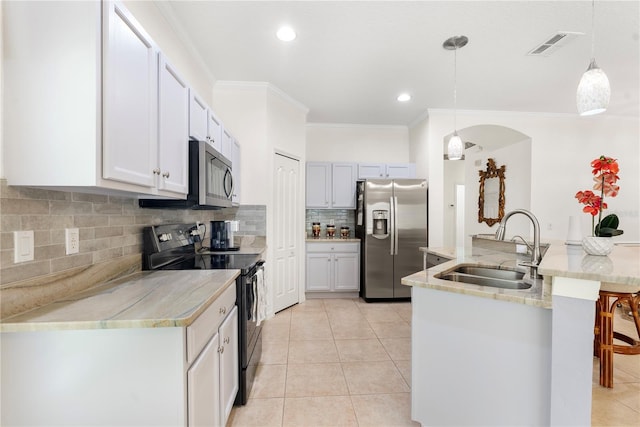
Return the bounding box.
[355,179,428,301]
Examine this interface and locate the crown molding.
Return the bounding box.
[305,122,408,131]
[214,81,309,115]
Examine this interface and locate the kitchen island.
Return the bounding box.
[1,269,239,426]
[402,243,639,426]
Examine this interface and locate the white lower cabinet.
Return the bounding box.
[188,332,221,427]
[187,304,238,427]
[0,285,239,427]
[219,306,239,425]
[306,242,360,292]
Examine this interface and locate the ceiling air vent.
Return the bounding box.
[527,31,583,56]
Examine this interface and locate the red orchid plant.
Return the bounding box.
[575,155,623,237]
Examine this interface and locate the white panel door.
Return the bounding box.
[218,306,238,426]
[358,163,386,179]
[305,253,331,291]
[187,333,220,427]
[207,110,223,152]
[102,0,157,187]
[332,163,357,208]
[305,162,331,208]
[158,54,189,196]
[189,91,208,142]
[333,252,360,291]
[273,153,300,312]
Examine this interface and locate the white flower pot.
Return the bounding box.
[582,236,614,256]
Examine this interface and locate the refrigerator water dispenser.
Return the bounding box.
[372,210,388,235]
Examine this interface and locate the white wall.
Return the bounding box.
[306,124,409,163]
[464,139,532,244]
[212,83,270,205]
[421,110,640,247]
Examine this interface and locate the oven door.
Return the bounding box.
[196,140,233,208]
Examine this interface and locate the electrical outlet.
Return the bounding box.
[65,228,80,255]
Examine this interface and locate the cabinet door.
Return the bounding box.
[219,306,239,426]
[231,139,240,205]
[306,163,331,208]
[102,0,157,188]
[386,163,416,179]
[333,252,360,291]
[189,91,208,142]
[306,253,332,291]
[187,333,220,427]
[221,129,234,160]
[332,163,357,208]
[207,110,223,152]
[158,54,189,196]
[358,163,385,179]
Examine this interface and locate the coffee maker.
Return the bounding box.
[210,220,239,250]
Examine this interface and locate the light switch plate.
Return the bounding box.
[14,230,34,263]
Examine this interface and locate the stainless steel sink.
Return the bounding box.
[451,266,525,281]
[435,265,532,290]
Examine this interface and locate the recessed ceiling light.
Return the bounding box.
[397,93,411,102]
[276,26,296,42]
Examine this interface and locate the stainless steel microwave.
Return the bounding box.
[139,140,233,209]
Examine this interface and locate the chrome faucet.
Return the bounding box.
[495,209,542,279]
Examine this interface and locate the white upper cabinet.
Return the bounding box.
[331,163,357,208]
[221,129,234,161]
[207,110,223,152]
[358,163,416,179]
[2,1,188,197]
[158,54,189,196]
[305,162,356,209]
[306,163,332,208]
[102,1,158,188]
[189,91,208,142]
[231,139,241,205]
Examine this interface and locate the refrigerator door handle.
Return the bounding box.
[393,196,399,255]
[389,196,395,255]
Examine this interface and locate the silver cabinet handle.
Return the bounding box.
[224,337,230,344]
[153,168,160,175]
[219,346,224,354]
[219,306,226,315]
[162,171,170,178]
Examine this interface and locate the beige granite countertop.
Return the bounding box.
[1,269,239,332]
[538,244,640,293]
[404,246,551,308]
[406,242,639,307]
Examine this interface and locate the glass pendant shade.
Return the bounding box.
[577,59,610,116]
[448,133,464,160]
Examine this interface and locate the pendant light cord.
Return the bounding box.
[590,0,595,61]
[453,46,458,132]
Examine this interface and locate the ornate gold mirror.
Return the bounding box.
[478,158,506,226]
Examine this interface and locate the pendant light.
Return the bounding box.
[576,0,610,116]
[443,35,468,160]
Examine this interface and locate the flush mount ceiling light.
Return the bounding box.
[397,93,411,102]
[276,26,296,42]
[443,35,468,161]
[576,0,610,116]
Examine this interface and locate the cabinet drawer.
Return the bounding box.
[186,283,236,364]
[307,242,359,253]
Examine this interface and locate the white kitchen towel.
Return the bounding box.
[255,267,267,326]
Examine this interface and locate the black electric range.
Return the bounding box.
[142,223,263,406]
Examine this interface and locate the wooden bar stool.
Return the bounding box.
[594,290,640,388]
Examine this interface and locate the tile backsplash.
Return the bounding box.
[0,179,265,286]
[305,209,355,236]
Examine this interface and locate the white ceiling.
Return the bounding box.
[162,1,639,125]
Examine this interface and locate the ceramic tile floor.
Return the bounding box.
[228,298,640,427]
